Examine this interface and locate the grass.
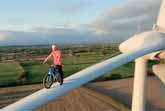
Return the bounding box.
[105,62,134,78]
[19,54,100,84]
[1,50,109,85]
[0,62,24,86]
[0,56,157,86]
[20,61,49,84]
[95,60,156,81]
[0,45,158,86]
[0,57,157,86]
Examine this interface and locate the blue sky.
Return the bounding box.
[0,0,123,31]
[0,0,162,45]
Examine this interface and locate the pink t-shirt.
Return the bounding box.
[51,50,62,66]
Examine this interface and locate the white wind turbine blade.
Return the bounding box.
[2,32,165,111]
[156,0,165,32]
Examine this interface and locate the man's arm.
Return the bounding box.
[43,53,52,64]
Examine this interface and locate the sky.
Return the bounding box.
[0,0,162,46]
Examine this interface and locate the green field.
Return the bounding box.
[97,62,134,81]
[18,51,110,84]
[20,61,49,84]
[0,62,24,86]
[0,45,157,87]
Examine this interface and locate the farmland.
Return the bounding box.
[0,62,24,86]
[0,44,156,87]
[0,44,160,110]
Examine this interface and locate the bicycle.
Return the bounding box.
[43,65,63,89]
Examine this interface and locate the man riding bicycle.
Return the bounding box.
[43,44,63,85]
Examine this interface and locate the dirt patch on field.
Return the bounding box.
[37,87,128,111]
[87,76,165,111]
[0,84,128,111]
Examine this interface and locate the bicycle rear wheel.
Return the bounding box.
[43,74,53,89]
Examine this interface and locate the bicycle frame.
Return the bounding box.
[48,66,59,79]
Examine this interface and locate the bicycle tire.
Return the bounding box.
[43,74,53,89]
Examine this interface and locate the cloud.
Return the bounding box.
[0,0,162,46]
[84,0,162,41]
[52,0,96,15]
[0,27,115,46]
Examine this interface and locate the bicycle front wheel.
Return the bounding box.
[43,74,53,89]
